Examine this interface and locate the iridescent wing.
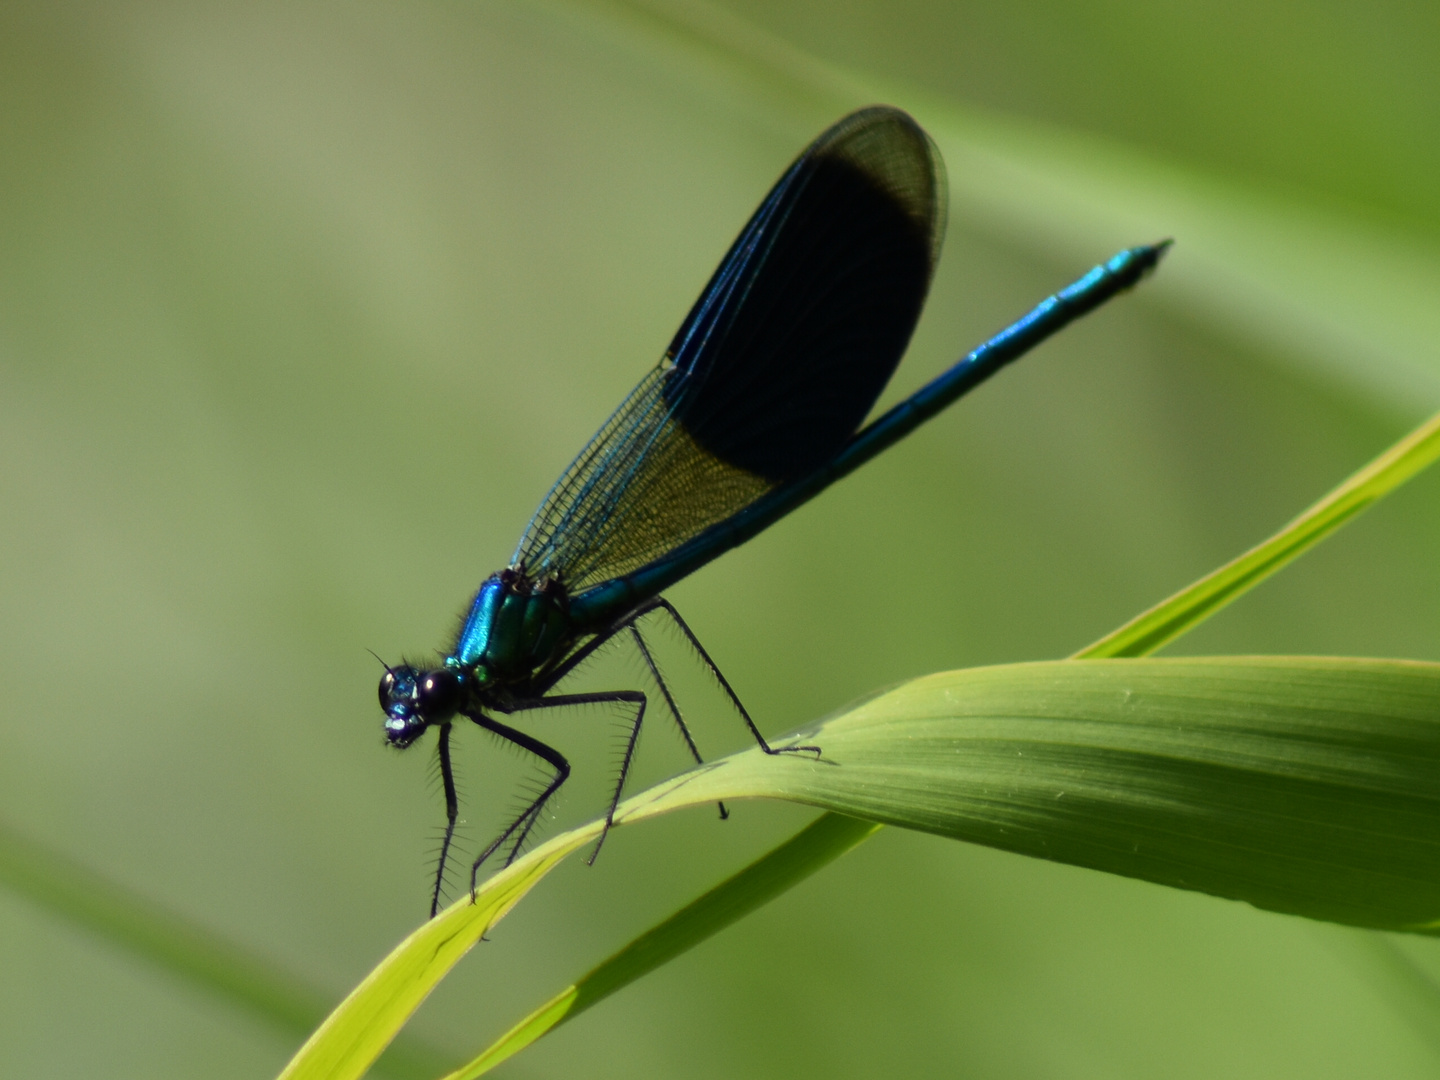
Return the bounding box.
[514,106,946,592]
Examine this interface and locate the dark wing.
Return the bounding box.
[513,106,946,592]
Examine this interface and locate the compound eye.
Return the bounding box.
[378,666,418,714]
[418,670,462,721]
[378,666,426,748]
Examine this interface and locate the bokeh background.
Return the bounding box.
[3,1,1440,1077]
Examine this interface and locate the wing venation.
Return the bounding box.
[514,107,946,592]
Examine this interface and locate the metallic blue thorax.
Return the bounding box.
[449,571,571,681]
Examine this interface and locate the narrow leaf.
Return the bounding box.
[442,813,881,1080]
[280,657,1440,1079]
[609,0,1440,414]
[0,822,328,1035]
[1079,409,1440,659]
[0,822,452,1080]
[717,658,1440,933]
[277,837,586,1080]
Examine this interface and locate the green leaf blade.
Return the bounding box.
[281,655,1440,1078]
[1078,410,1440,660]
[445,813,881,1080]
[277,837,590,1080]
[722,658,1440,933]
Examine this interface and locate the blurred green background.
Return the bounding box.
[3,0,1440,1076]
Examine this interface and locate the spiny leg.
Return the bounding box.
[628,623,728,821]
[466,711,571,895]
[499,690,648,868]
[542,598,817,758]
[430,722,459,919]
[509,600,811,873]
[647,597,820,757]
[590,688,646,866]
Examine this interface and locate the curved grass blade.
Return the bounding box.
[277,834,590,1080]
[0,821,451,1079]
[606,0,1440,414]
[442,813,881,1080]
[740,657,1440,934]
[0,821,327,1034]
[282,656,1440,1079]
[1077,408,1440,659]
[279,758,778,1080]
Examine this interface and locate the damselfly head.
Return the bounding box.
[379,665,463,747]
